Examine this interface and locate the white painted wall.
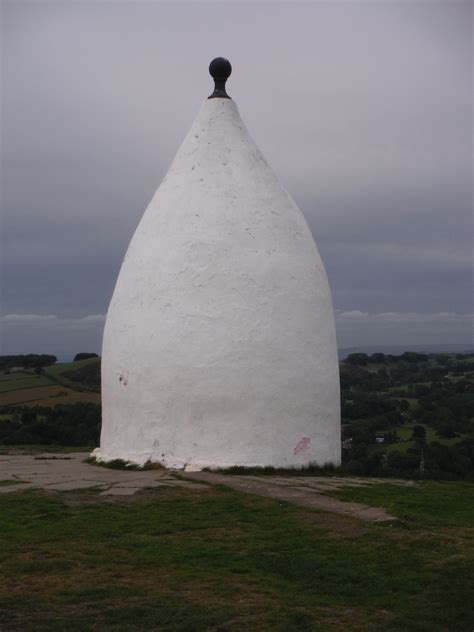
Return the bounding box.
[93,98,340,469]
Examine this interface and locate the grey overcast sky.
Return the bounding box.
[1,0,473,360]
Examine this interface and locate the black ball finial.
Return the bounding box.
[208,57,232,99]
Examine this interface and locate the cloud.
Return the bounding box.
[1,313,58,322]
[0,313,106,360]
[0,313,105,325]
[336,311,473,324]
[336,310,368,320]
[335,310,473,347]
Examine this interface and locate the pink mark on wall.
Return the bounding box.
[294,437,311,455]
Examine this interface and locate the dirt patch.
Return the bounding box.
[297,509,371,538]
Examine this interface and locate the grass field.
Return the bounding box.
[0,385,100,407]
[395,424,464,445]
[0,480,473,631]
[0,376,52,392]
[0,359,101,407]
[377,423,467,455]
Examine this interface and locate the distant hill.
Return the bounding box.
[338,344,474,360]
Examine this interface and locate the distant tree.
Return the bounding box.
[437,421,457,438]
[63,360,101,391]
[0,355,56,370]
[73,353,99,362]
[344,460,364,475]
[0,402,101,446]
[370,353,386,363]
[383,429,398,444]
[401,352,428,363]
[435,354,452,367]
[414,384,430,397]
[412,425,426,440]
[397,399,410,412]
[346,353,368,366]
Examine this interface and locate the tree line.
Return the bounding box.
[0,403,101,446]
[0,355,57,370]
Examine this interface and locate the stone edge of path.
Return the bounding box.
[182,472,398,523]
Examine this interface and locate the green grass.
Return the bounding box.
[323,480,474,528]
[0,482,473,630]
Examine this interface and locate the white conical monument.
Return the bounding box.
[93,58,340,470]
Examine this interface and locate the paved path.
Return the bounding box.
[0,452,209,496]
[0,452,402,522]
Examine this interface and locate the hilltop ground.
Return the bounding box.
[0,461,473,631]
[0,353,473,630]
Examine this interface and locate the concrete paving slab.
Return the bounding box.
[0,453,210,496]
[107,479,162,488]
[45,481,109,491]
[0,474,24,481]
[100,487,140,496]
[0,483,37,494]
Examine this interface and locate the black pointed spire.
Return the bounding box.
[208,57,232,99]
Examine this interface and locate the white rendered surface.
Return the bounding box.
[94,98,340,469]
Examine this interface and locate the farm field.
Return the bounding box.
[0,382,100,406]
[0,478,472,631]
[0,376,52,392]
[0,359,101,407]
